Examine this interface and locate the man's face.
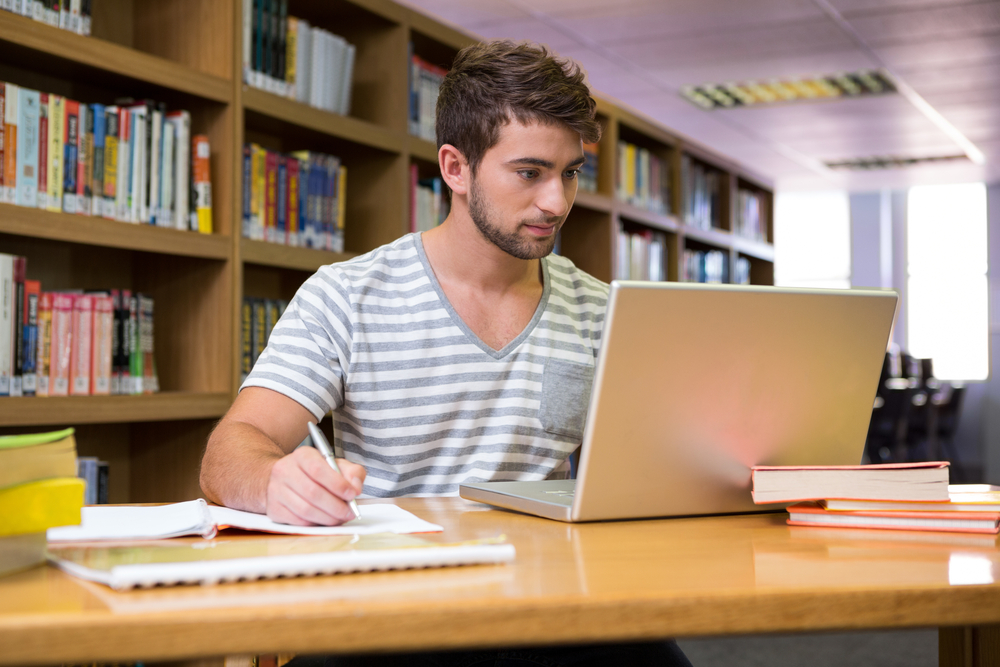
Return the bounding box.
[467,119,585,260]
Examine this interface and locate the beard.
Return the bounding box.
[468,177,562,260]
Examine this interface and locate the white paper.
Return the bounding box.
[47,501,442,543]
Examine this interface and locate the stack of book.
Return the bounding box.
[0,254,158,397]
[615,227,667,282]
[1,1,92,36]
[241,1,356,116]
[409,52,447,143]
[735,187,768,243]
[752,462,1000,534]
[683,248,728,283]
[0,428,83,578]
[680,155,722,231]
[615,141,670,215]
[241,144,346,252]
[0,84,212,233]
[409,166,449,234]
[240,297,289,383]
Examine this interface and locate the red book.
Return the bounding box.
[69,294,93,396]
[90,294,113,395]
[48,292,74,397]
[36,292,52,397]
[787,502,1000,535]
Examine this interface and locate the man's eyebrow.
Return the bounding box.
[506,156,587,169]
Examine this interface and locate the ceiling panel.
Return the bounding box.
[556,47,659,99]
[831,0,987,12]
[874,29,1000,68]
[469,17,581,51]
[846,2,1000,45]
[899,58,1000,94]
[396,0,528,27]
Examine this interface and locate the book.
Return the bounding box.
[21,278,40,395]
[10,255,25,395]
[2,83,15,204]
[786,501,1000,535]
[0,477,84,537]
[0,253,12,395]
[165,110,190,231]
[751,462,951,504]
[15,87,38,207]
[69,293,92,395]
[48,531,514,591]
[47,498,445,542]
[0,532,48,578]
[61,97,78,213]
[47,291,73,396]
[101,104,118,218]
[0,428,77,490]
[36,92,47,209]
[46,94,63,213]
[90,293,113,394]
[34,291,51,396]
[823,485,1000,513]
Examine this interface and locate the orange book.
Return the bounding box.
[192,134,213,234]
[90,295,113,395]
[35,292,52,397]
[787,502,1000,535]
[2,83,15,204]
[69,294,93,396]
[48,293,74,397]
[264,149,277,243]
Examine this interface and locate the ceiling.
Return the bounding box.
[397,0,1000,191]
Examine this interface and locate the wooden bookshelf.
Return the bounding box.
[0,0,774,503]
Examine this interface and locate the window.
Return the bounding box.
[907,183,988,381]
[774,191,851,289]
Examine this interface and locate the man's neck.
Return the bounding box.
[421,212,542,295]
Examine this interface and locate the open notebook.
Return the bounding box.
[48,533,515,590]
[47,499,442,542]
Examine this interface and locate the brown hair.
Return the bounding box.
[436,40,601,175]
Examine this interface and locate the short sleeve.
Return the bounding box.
[241,269,353,420]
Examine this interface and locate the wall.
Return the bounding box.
[850,187,995,482]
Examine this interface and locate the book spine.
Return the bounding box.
[0,84,5,203]
[128,105,147,224]
[22,279,40,395]
[36,93,47,209]
[159,119,175,226]
[115,106,129,221]
[10,256,25,396]
[96,460,109,504]
[76,102,89,215]
[336,165,346,253]
[242,144,251,239]
[241,297,252,384]
[139,294,154,394]
[0,254,12,395]
[101,105,117,218]
[48,292,72,396]
[264,149,277,243]
[62,98,78,213]
[127,292,139,394]
[148,107,162,226]
[47,95,63,212]
[2,83,15,205]
[192,134,212,234]
[118,289,132,394]
[35,291,51,396]
[69,293,92,395]
[254,144,267,240]
[251,298,265,368]
[166,111,190,231]
[15,87,38,207]
[276,154,287,245]
[90,294,113,395]
[286,155,300,247]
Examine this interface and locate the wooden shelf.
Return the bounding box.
[408,136,440,163]
[574,190,613,213]
[0,392,232,427]
[0,11,231,103]
[0,204,231,260]
[733,236,776,262]
[616,201,679,233]
[241,239,356,272]
[243,87,403,154]
[681,224,734,249]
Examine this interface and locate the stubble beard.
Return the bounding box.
[468,177,561,261]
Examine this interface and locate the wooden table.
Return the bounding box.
[1,498,998,666]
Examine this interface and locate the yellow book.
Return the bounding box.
[0,428,77,490]
[47,95,64,213]
[625,142,636,203]
[337,165,347,231]
[0,477,84,538]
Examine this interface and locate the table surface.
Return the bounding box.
[2,497,999,665]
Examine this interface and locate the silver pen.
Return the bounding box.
[307,421,361,521]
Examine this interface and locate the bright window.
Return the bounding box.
[907,183,988,381]
[774,191,851,289]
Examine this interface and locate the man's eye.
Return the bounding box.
[518,170,539,180]
[565,169,580,179]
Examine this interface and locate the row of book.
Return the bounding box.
[735,188,769,244]
[0,84,213,232]
[0,0,91,35]
[240,297,289,384]
[752,461,1000,535]
[683,248,728,284]
[242,144,346,251]
[614,228,667,282]
[680,155,722,231]
[579,141,599,194]
[615,141,670,215]
[0,254,158,397]
[409,166,449,234]
[733,256,752,286]
[241,0,356,117]
[409,52,446,143]
[0,429,84,577]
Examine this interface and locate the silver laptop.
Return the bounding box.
[459,281,898,522]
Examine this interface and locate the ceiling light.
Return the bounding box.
[681,69,896,110]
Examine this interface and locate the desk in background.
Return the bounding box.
[1,498,998,666]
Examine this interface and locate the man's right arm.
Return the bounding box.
[200,386,365,526]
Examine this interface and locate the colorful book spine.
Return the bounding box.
[286,156,300,247]
[76,102,89,215]
[22,279,40,396]
[115,106,129,221]
[69,293,92,395]
[36,93,48,210]
[90,294,113,395]
[1,83,15,204]
[165,110,190,231]
[48,292,73,397]
[192,134,212,234]
[102,105,118,219]
[35,291,51,397]
[264,148,277,243]
[0,253,12,395]
[62,98,78,214]
[159,116,175,226]
[276,154,287,245]
[10,256,25,396]
[14,87,37,208]
[47,94,63,213]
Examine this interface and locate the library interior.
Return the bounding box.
[0,0,999,666]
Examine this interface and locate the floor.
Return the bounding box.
[677,629,938,667]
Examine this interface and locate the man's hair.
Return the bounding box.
[436,40,602,175]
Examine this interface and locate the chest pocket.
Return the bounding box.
[538,359,595,441]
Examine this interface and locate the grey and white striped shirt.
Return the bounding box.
[243,233,609,497]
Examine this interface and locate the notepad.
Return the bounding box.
[47,500,442,542]
[48,532,515,590]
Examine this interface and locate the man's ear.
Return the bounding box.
[439,144,469,197]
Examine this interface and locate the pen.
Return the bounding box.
[307,421,361,521]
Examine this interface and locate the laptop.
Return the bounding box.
[459,281,899,522]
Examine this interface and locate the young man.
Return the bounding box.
[201,40,691,667]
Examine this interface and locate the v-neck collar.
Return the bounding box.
[414,232,551,360]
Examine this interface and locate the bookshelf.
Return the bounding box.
[0,0,774,505]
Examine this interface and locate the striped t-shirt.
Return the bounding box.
[243,233,609,497]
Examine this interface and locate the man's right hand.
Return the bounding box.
[266,446,367,526]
